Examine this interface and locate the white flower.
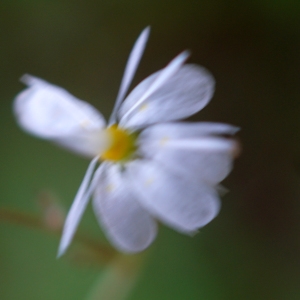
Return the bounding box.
[13,27,239,256]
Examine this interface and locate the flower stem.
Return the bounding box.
[0,207,117,263]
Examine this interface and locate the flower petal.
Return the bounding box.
[138,122,238,185]
[93,163,157,253]
[138,122,239,139]
[14,75,107,157]
[109,27,150,125]
[118,63,215,128]
[126,160,221,232]
[57,158,103,257]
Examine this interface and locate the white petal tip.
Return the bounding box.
[142,26,151,36]
[20,74,45,87]
[135,27,151,51]
[179,50,191,61]
[56,250,63,259]
[231,126,241,134]
[20,74,34,85]
[57,240,68,258]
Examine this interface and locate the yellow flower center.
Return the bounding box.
[101,125,136,162]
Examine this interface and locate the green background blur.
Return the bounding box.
[1,1,300,299]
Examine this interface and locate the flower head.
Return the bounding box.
[14,27,239,256]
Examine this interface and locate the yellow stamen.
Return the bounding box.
[101,125,136,162]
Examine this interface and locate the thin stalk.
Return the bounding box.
[0,207,117,263]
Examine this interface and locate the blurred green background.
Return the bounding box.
[1,0,300,299]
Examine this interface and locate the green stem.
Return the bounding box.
[0,207,117,263]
